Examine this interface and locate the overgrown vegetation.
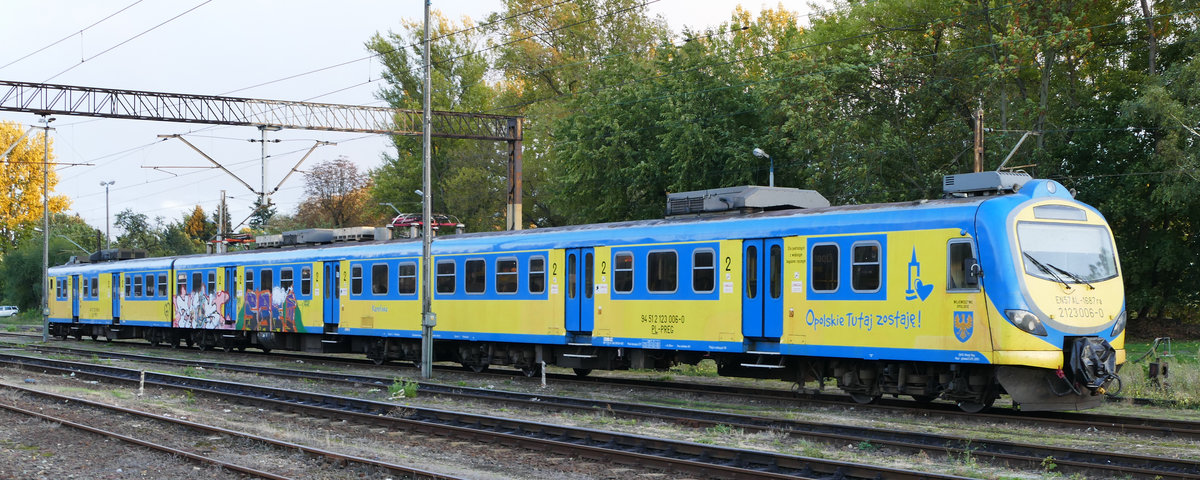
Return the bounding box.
[1118,340,1200,406]
[388,378,419,399]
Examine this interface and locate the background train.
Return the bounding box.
[48,172,1124,412]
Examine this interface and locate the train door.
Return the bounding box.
[742,238,784,339]
[564,248,595,333]
[71,275,80,320]
[323,261,340,328]
[224,267,238,326]
[111,273,121,320]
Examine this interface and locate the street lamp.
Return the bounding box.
[99,180,115,250]
[752,147,774,188]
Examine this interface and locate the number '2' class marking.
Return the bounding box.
[600,261,607,275]
[724,256,732,272]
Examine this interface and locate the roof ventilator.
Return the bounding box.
[666,186,829,217]
[942,171,1033,197]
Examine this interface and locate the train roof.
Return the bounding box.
[52,179,1084,271]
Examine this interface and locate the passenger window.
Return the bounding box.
[261,269,274,291]
[769,244,782,299]
[647,251,678,293]
[126,276,132,297]
[745,245,758,299]
[82,277,89,298]
[281,268,294,292]
[436,260,455,294]
[528,257,545,294]
[948,241,978,291]
[692,250,715,293]
[371,264,388,294]
[567,254,577,298]
[91,277,98,298]
[157,274,167,297]
[145,274,155,298]
[133,275,142,297]
[207,272,216,294]
[852,243,881,292]
[613,252,633,293]
[811,244,839,291]
[350,265,363,295]
[300,267,311,296]
[192,272,203,293]
[584,253,594,299]
[397,262,416,295]
[244,270,254,293]
[465,259,486,294]
[496,258,518,293]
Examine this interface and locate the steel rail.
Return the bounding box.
[19,343,1200,480]
[0,352,968,480]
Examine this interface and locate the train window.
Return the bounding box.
[584,253,594,299]
[126,276,132,298]
[647,251,678,293]
[613,252,633,293]
[947,240,978,291]
[133,275,142,297]
[261,269,274,291]
[192,272,203,293]
[145,274,156,298]
[851,242,881,292]
[281,268,295,292]
[300,267,311,296]
[769,244,782,299]
[567,253,577,299]
[82,277,89,298]
[371,264,388,295]
[244,270,254,293]
[811,244,839,291]
[436,260,455,294]
[496,258,518,294]
[465,259,486,294]
[397,262,416,295]
[158,274,168,297]
[207,272,216,295]
[528,257,545,294]
[91,277,98,298]
[692,249,715,293]
[745,245,758,299]
[350,265,363,295]
[178,273,187,295]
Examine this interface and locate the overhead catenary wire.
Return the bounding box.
[0,0,145,72]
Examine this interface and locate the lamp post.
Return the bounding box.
[99,180,115,250]
[752,147,774,188]
[39,116,54,342]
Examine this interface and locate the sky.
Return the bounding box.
[0,0,818,243]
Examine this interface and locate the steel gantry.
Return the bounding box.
[0,79,525,228]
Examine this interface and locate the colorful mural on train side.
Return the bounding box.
[172,287,302,332]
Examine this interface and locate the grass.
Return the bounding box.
[388,378,418,399]
[0,310,45,326]
[1120,339,1200,406]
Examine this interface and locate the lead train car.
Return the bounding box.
[48,178,1124,412]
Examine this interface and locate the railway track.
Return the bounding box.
[11,343,1200,479]
[0,351,975,480]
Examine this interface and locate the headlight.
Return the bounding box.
[1005,309,1048,336]
[1110,310,1127,337]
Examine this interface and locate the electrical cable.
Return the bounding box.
[0,0,145,72]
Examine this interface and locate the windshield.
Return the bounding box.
[1017,222,1119,283]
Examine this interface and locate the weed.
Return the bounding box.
[856,441,877,452]
[705,423,741,436]
[388,378,418,399]
[1041,456,1058,473]
[183,390,196,405]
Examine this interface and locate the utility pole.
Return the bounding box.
[219,190,226,254]
[100,180,115,249]
[39,116,54,342]
[257,125,282,216]
[420,0,436,379]
[973,105,985,173]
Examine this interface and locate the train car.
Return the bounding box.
[49,256,174,340]
[46,172,1123,412]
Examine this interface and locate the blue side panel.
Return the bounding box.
[764,238,784,338]
[119,320,172,327]
[783,344,990,364]
[48,317,72,324]
[596,336,743,352]
[336,328,569,345]
[741,240,763,337]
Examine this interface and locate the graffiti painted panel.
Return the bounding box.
[241,286,301,332]
[174,290,232,329]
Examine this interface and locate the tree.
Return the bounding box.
[367,11,508,232]
[300,157,369,228]
[114,209,160,252]
[0,121,70,253]
[0,236,73,310]
[183,205,214,244]
[248,197,276,231]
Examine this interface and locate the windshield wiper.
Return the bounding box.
[1047,263,1095,290]
[1023,252,1071,289]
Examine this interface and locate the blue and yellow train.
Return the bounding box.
[48,173,1124,412]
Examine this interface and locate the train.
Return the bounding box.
[47,171,1124,412]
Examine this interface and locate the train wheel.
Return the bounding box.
[372,357,388,366]
[468,364,488,373]
[849,392,880,404]
[572,368,592,377]
[259,347,271,354]
[519,365,541,377]
[89,334,98,341]
[73,333,82,341]
[911,394,938,404]
[956,397,995,413]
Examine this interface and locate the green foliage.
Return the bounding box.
[0,236,73,310]
[388,378,419,399]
